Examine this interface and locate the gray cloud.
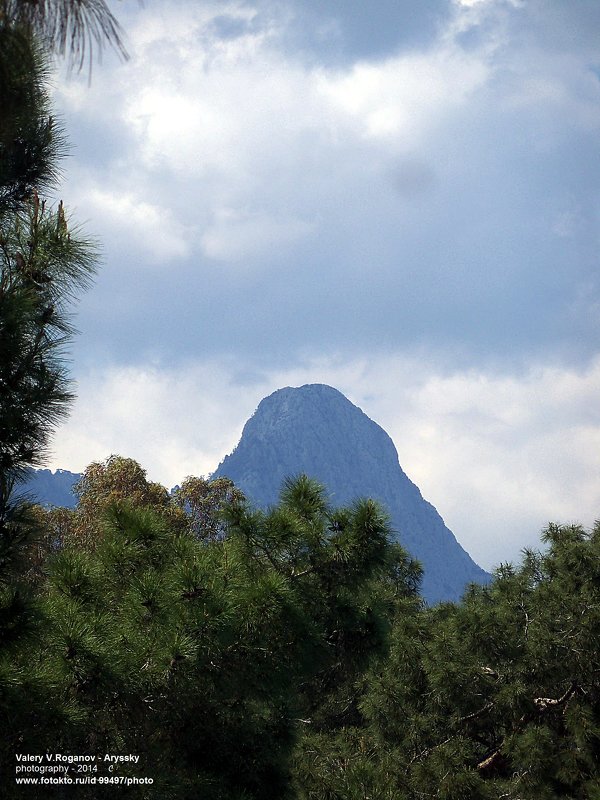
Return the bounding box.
[58,0,600,372]
[264,0,453,64]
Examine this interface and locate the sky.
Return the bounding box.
[46,0,600,570]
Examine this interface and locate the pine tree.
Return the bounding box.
[0,16,98,716]
[0,3,123,791]
[0,0,128,600]
[352,521,600,800]
[0,0,127,75]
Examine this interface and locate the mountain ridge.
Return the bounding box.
[16,467,80,508]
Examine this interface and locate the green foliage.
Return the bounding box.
[0,8,112,793]
[0,190,98,661]
[225,475,421,731]
[0,196,97,475]
[0,26,64,210]
[172,474,245,540]
[351,521,600,800]
[4,475,600,800]
[1,468,416,799]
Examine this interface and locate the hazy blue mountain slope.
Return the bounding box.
[213,384,489,603]
[17,468,80,508]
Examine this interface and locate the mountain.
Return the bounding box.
[16,468,80,508]
[18,385,489,602]
[213,384,489,603]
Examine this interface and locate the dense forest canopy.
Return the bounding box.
[4,459,600,799]
[1,2,598,798]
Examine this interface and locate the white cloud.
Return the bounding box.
[120,6,320,181]
[201,207,314,262]
[354,359,600,570]
[315,48,488,142]
[84,188,193,264]
[51,0,600,309]
[55,0,493,269]
[53,360,248,484]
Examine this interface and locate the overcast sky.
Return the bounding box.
[47,0,600,570]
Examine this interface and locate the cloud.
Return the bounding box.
[53,360,248,484]
[52,0,600,369]
[201,207,314,262]
[376,359,600,569]
[270,0,452,63]
[314,46,488,141]
[83,187,193,264]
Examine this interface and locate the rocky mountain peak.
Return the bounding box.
[214,383,489,603]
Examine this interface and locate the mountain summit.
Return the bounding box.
[213,383,489,603]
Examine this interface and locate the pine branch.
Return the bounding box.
[476,682,579,772]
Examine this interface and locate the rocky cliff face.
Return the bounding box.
[213,383,489,603]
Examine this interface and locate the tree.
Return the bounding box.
[34,455,248,552]
[0,3,124,789]
[0,28,62,211]
[0,0,126,566]
[0,150,97,655]
[0,0,127,74]
[1,468,420,799]
[172,475,245,541]
[0,0,127,586]
[0,0,127,212]
[349,521,600,800]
